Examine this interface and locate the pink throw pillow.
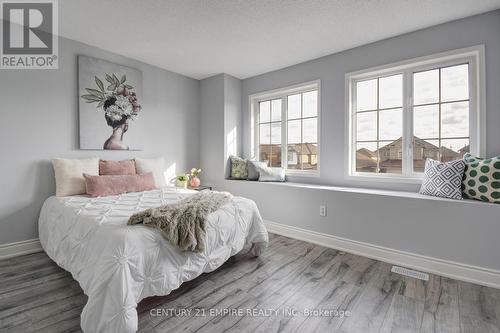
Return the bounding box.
[99,159,137,175]
[83,173,157,197]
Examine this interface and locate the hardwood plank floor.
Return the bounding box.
[0,233,499,333]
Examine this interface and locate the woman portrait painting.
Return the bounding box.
[78,56,143,150]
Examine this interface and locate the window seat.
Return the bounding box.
[223,179,498,207]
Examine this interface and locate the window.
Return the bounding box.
[251,81,320,174]
[347,46,484,181]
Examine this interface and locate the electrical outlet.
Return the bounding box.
[319,205,327,217]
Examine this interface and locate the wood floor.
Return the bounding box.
[1,234,500,333]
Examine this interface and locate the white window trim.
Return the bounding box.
[345,45,485,184]
[249,80,321,177]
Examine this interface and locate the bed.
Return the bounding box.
[38,187,268,333]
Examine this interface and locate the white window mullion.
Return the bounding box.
[403,70,413,177]
[281,96,287,169]
[253,100,259,160]
[351,80,357,176]
[300,93,303,170]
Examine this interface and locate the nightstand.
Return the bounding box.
[188,185,213,191]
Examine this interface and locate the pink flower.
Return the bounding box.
[115,86,125,95]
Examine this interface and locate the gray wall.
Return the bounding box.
[241,10,500,192]
[214,10,500,272]
[0,36,200,245]
[223,75,243,178]
[200,74,243,185]
[200,74,225,186]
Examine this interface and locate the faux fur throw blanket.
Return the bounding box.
[127,191,233,252]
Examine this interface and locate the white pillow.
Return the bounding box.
[52,157,99,197]
[135,157,166,187]
[258,167,286,182]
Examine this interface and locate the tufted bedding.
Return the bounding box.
[38,188,268,333]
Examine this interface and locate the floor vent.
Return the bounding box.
[391,266,429,281]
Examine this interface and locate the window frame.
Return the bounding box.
[250,80,321,177]
[345,45,485,183]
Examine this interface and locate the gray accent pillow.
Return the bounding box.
[259,167,286,182]
[229,156,248,179]
[419,158,465,200]
[247,161,268,181]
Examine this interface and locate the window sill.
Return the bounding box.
[345,173,423,185]
[286,170,320,178]
[223,179,499,207]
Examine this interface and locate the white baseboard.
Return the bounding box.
[265,221,500,289]
[0,239,43,260]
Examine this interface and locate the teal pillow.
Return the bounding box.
[229,156,248,179]
[462,153,500,203]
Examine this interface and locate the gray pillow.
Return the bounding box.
[259,167,286,182]
[247,161,268,181]
[229,156,248,179]
[419,158,465,200]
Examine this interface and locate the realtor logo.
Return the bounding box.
[1,0,58,69]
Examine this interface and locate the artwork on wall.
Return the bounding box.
[78,55,144,150]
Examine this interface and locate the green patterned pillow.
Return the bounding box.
[462,153,500,203]
[229,156,248,179]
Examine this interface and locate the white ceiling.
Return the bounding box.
[59,0,500,80]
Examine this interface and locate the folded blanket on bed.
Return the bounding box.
[127,190,233,252]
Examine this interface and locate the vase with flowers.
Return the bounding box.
[189,168,202,188]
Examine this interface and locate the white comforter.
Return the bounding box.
[38,188,268,333]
